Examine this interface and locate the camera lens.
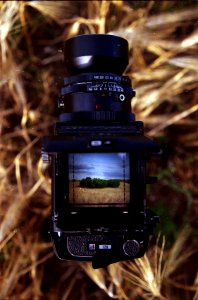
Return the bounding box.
[64,34,129,75]
[60,34,135,122]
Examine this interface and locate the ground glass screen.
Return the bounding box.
[68,153,130,206]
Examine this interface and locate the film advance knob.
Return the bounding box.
[123,240,140,257]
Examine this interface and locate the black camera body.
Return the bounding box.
[43,34,159,268]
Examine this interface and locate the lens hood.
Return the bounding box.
[64,34,129,75]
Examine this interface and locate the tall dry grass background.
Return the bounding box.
[0,1,198,299]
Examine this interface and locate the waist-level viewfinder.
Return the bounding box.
[43,34,159,268]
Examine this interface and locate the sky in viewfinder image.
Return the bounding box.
[69,153,130,180]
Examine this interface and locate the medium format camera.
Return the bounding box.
[42,34,159,268]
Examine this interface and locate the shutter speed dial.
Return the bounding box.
[123,240,140,256]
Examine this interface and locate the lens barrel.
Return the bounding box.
[60,34,135,122]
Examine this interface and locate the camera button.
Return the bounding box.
[99,244,112,250]
[90,140,102,147]
[88,244,96,251]
[119,94,125,101]
[123,240,140,257]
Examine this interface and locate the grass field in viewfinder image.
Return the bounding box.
[69,153,130,205]
[69,180,130,204]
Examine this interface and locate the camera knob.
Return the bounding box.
[123,240,140,257]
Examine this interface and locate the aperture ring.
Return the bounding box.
[63,73,131,86]
[61,83,135,97]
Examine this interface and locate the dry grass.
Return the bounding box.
[0,1,197,299]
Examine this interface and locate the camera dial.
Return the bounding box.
[123,240,140,256]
